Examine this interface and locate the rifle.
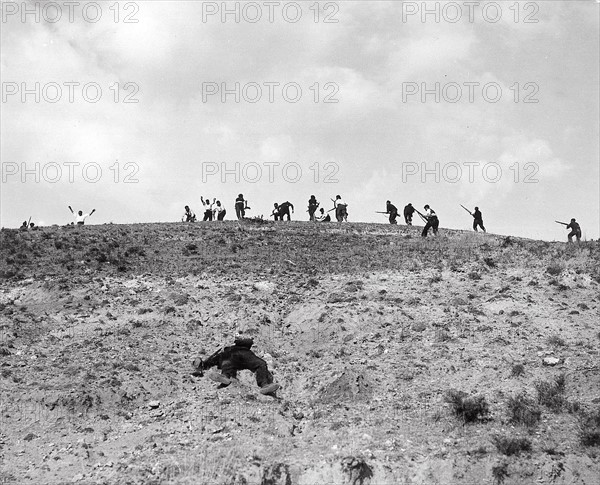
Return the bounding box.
[414,209,428,223]
[375,211,388,214]
[555,220,568,226]
[196,346,224,375]
[460,204,473,216]
[27,216,32,226]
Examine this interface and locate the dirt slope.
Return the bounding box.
[1,221,599,484]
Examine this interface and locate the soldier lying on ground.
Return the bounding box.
[191,337,280,396]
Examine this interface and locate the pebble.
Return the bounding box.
[148,400,160,409]
[542,357,560,366]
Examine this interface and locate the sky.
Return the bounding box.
[1,0,599,241]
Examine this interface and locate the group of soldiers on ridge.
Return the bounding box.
[177,194,584,241]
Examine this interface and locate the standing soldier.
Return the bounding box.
[308,195,320,222]
[333,195,348,222]
[214,201,226,221]
[462,205,486,232]
[201,196,214,221]
[69,206,96,225]
[472,207,486,232]
[235,194,248,220]
[420,205,439,237]
[403,203,415,225]
[566,218,582,242]
[386,200,398,225]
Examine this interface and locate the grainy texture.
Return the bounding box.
[1,222,599,484]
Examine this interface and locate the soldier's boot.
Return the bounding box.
[259,383,280,396]
[209,372,232,387]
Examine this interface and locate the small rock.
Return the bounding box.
[542,357,560,366]
[148,400,160,409]
[253,282,276,293]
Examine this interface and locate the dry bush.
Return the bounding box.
[492,461,509,484]
[507,393,541,427]
[492,435,532,456]
[510,363,525,377]
[546,263,563,276]
[535,374,567,411]
[444,390,490,423]
[579,408,600,447]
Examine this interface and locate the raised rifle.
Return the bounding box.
[555,220,568,226]
[460,204,473,216]
[414,209,428,223]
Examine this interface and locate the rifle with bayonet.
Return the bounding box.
[460,204,473,217]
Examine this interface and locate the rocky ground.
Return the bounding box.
[0,221,599,485]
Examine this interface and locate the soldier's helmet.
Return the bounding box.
[424,205,430,210]
[386,200,391,204]
[571,218,576,222]
[336,195,341,199]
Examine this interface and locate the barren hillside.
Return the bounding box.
[1,221,599,485]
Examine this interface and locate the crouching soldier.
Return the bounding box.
[191,337,280,396]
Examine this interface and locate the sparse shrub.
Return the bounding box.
[507,392,541,427]
[547,335,566,347]
[468,272,481,280]
[546,263,563,276]
[125,246,145,257]
[510,364,525,377]
[579,408,600,446]
[492,461,509,484]
[492,435,532,456]
[535,373,567,411]
[444,389,490,423]
[484,257,496,268]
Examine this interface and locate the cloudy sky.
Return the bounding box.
[2,0,598,240]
